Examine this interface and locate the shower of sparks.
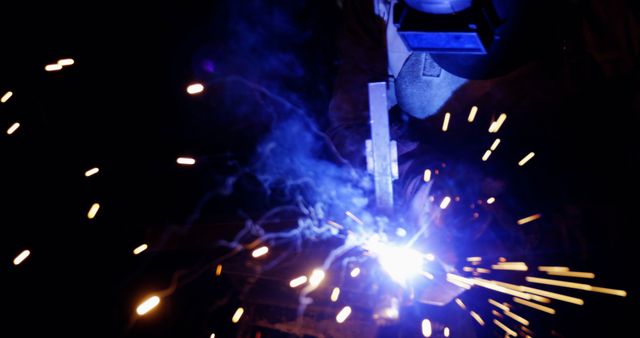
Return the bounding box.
[518,152,535,166]
[526,276,593,291]
[289,275,307,288]
[345,211,364,225]
[425,253,435,261]
[470,311,485,325]
[231,307,244,323]
[7,122,20,135]
[517,213,542,225]
[503,310,529,326]
[396,227,407,237]
[421,319,432,337]
[513,297,556,314]
[495,280,584,305]
[520,326,534,334]
[470,278,531,298]
[490,138,501,151]
[87,203,100,219]
[489,299,510,312]
[13,250,31,265]
[423,169,432,182]
[530,294,552,303]
[489,113,507,133]
[380,305,399,320]
[45,64,63,71]
[482,150,492,161]
[455,298,467,310]
[330,287,340,302]
[350,267,361,278]
[84,167,100,177]
[546,270,595,279]
[421,271,434,280]
[133,244,148,255]
[538,266,569,272]
[492,262,528,271]
[468,106,478,122]
[336,306,352,323]
[447,273,472,285]
[327,220,344,229]
[69,67,632,338]
[176,157,196,165]
[57,58,75,66]
[309,269,325,287]
[446,274,472,290]
[589,286,627,297]
[210,334,216,338]
[487,121,496,133]
[440,196,452,209]
[493,319,517,337]
[136,296,160,316]
[186,83,204,94]
[442,112,451,132]
[251,246,269,258]
[1,91,13,103]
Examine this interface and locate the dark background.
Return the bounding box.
[1,1,637,337]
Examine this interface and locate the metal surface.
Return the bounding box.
[366,82,398,211]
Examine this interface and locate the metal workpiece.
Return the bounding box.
[366,82,399,211]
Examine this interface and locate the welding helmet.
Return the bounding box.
[386,0,551,119]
